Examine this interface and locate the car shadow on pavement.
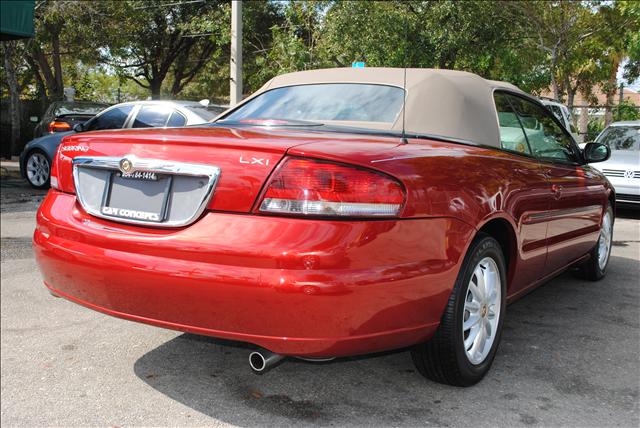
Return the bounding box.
[133,255,639,426]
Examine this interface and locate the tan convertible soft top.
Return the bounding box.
[240,67,531,148]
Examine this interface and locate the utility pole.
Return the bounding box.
[230,0,243,106]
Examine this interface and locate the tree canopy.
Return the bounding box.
[1,0,638,107]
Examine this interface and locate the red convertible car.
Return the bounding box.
[34,68,614,386]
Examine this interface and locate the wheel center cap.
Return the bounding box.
[481,305,488,317]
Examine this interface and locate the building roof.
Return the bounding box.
[540,86,640,107]
[242,67,531,148]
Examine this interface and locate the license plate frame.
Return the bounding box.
[100,171,173,223]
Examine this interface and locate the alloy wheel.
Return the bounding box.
[26,152,50,187]
[597,210,613,270]
[462,256,502,365]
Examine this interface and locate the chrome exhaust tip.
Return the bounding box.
[249,350,284,373]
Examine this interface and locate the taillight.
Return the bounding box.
[49,144,62,190]
[48,121,72,133]
[258,157,405,217]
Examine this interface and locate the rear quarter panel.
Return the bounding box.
[289,138,557,293]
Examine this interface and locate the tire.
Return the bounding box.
[24,150,51,189]
[411,233,507,386]
[573,203,614,281]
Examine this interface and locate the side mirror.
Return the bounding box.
[582,142,610,164]
[73,123,84,132]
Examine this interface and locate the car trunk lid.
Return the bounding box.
[56,127,315,223]
[55,125,405,226]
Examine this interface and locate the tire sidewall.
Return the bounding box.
[25,150,51,189]
[453,236,507,382]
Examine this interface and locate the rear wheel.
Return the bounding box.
[25,150,50,189]
[411,233,506,386]
[574,204,614,281]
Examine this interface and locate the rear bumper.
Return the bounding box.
[34,190,474,357]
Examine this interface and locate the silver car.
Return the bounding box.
[590,121,640,205]
[20,100,228,189]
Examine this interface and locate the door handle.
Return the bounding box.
[551,184,563,199]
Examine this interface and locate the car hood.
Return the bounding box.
[591,150,640,171]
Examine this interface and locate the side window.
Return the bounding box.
[562,106,572,126]
[166,111,186,127]
[547,105,563,124]
[132,105,172,128]
[507,95,577,163]
[494,93,531,155]
[85,105,133,131]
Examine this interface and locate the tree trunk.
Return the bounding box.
[33,46,62,101]
[50,27,64,98]
[150,80,162,100]
[25,53,48,109]
[567,87,576,112]
[550,45,560,100]
[3,41,21,159]
[604,57,620,126]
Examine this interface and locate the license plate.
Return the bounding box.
[119,171,159,181]
[100,172,172,223]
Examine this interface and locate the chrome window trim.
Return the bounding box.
[72,154,221,228]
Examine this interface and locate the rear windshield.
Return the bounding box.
[185,105,225,121]
[596,126,640,151]
[54,102,108,116]
[224,84,405,125]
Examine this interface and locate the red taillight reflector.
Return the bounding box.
[259,158,405,217]
[48,121,72,133]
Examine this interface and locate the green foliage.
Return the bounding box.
[587,118,605,142]
[613,99,640,121]
[178,0,284,100]
[619,0,640,82]
[98,0,230,98]
[68,65,149,104]
[319,1,413,68]
[2,0,639,106]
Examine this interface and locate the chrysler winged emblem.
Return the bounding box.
[119,157,134,174]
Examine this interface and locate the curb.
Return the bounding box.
[0,166,22,178]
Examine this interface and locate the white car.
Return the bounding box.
[590,121,640,205]
[540,98,580,142]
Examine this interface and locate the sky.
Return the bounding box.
[618,59,640,92]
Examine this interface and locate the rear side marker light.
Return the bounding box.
[50,143,63,190]
[259,158,405,217]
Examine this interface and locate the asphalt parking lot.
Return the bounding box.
[1,174,638,427]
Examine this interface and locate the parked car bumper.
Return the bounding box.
[608,179,640,204]
[18,148,28,178]
[33,190,474,357]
